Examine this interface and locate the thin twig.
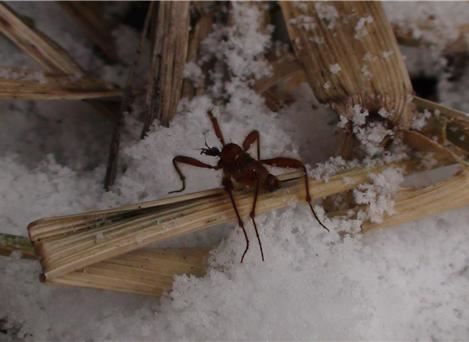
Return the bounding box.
[0,233,35,259]
[0,76,120,100]
[0,3,122,189]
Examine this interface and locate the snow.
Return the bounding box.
[354,168,404,223]
[354,15,374,40]
[315,3,338,30]
[385,2,466,51]
[411,108,432,131]
[329,63,341,74]
[1,2,469,341]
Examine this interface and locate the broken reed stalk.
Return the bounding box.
[279,1,414,128]
[0,3,123,189]
[0,3,81,75]
[52,248,210,296]
[141,1,190,135]
[29,162,414,282]
[0,232,209,296]
[24,159,469,296]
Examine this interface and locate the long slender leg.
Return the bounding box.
[223,176,250,263]
[242,130,260,160]
[169,156,218,194]
[250,178,264,261]
[207,110,225,145]
[261,157,330,232]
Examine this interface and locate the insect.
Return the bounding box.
[169,110,329,262]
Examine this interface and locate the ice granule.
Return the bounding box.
[411,109,432,130]
[329,63,342,74]
[351,104,369,126]
[353,167,404,223]
[183,61,204,87]
[354,16,374,39]
[315,3,339,29]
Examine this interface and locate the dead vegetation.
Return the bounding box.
[0,2,468,296]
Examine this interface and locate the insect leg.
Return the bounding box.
[169,156,218,194]
[261,157,330,232]
[207,110,225,145]
[223,176,250,263]
[242,130,260,160]
[250,178,264,261]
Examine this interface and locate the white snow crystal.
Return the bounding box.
[411,109,432,130]
[337,115,349,128]
[382,50,394,59]
[355,16,374,39]
[353,168,404,223]
[329,63,342,74]
[378,107,391,119]
[183,61,204,87]
[361,64,372,79]
[351,104,369,126]
[315,3,339,29]
[290,15,316,32]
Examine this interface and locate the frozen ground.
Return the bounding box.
[1,2,468,341]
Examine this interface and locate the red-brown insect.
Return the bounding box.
[169,111,329,262]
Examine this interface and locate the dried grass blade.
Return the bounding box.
[29,162,411,281]
[48,248,209,296]
[0,77,120,101]
[279,1,414,128]
[0,3,82,75]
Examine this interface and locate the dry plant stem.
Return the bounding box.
[0,230,207,296]
[0,233,35,259]
[104,2,155,191]
[403,130,468,165]
[0,3,124,189]
[279,1,414,128]
[141,1,190,135]
[0,4,119,103]
[27,160,469,297]
[50,248,209,296]
[0,77,120,101]
[29,162,413,281]
[413,97,469,162]
[59,2,117,63]
[0,3,82,75]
